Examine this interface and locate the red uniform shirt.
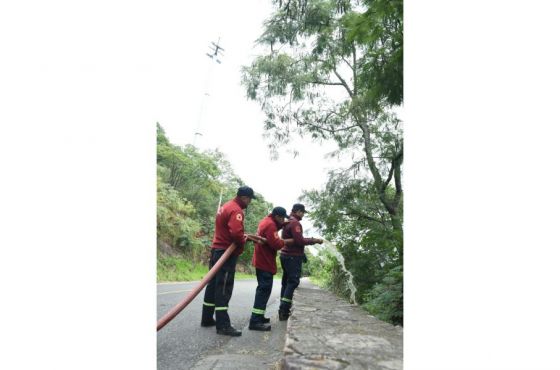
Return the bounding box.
[211,197,246,256]
[280,214,315,256]
[252,214,285,274]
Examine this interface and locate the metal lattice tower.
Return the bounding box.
[192,38,224,147]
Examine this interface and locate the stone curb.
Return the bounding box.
[281,279,403,370]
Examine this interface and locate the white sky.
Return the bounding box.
[152,0,346,236]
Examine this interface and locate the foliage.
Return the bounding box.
[157,256,210,282]
[242,0,403,238]
[157,172,204,256]
[157,130,224,235]
[345,0,403,107]
[363,265,402,326]
[302,172,402,323]
[303,169,402,268]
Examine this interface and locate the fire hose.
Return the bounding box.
[157,234,265,331]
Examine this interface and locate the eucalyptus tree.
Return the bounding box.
[242,0,403,250]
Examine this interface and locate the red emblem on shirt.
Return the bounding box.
[236,213,243,221]
[295,226,301,233]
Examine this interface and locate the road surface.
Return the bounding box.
[157,279,287,370]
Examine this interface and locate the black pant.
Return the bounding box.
[279,255,303,313]
[201,249,238,329]
[250,269,274,323]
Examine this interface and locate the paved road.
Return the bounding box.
[157,279,287,370]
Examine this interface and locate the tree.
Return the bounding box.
[242,0,403,324]
[157,125,223,234]
[157,171,204,256]
[242,0,403,257]
[303,170,401,296]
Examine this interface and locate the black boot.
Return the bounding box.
[262,317,270,323]
[278,311,290,321]
[249,322,271,331]
[217,326,242,336]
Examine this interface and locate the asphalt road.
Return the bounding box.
[157,278,286,370]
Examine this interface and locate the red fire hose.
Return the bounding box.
[157,234,265,331]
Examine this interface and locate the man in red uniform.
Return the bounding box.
[201,186,255,336]
[248,207,291,331]
[279,203,323,320]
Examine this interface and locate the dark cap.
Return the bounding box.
[237,186,256,199]
[271,206,288,219]
[292,203,307,213]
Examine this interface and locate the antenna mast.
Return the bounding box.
[193,38,225,147]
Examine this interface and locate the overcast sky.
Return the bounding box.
[152,0,347,236]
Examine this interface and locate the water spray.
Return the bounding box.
[317,240,358,305]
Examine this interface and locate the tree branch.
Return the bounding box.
[341,56,353,71]
[333,68,354,98]
[382,161,394,192]
[393,147,403,202]
[352,43,357,96]
[355,117,383,188]
[293,106,349,128]
[309,80,345,87]
[294,112,359,133]
[309,122,359,133]
[341,209,389,227]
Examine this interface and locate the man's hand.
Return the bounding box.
[312,238,324,244]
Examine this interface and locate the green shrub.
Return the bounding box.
[362,265,403,326]
[157,173,205,258]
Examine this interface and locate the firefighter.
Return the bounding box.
[248,206,292,331]
[200,185,256,336]
[278,203,323,320]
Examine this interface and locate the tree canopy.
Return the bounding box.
[242,0,402,231]
[242,0,403,325]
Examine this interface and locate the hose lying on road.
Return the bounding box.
[157,234,265,331]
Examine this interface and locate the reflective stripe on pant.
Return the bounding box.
[250,268,274,324]
[279,254,303,313]
[201,248,238,329]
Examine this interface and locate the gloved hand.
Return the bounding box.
[302,253,308,264]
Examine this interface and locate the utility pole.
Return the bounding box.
[192,38,225,147]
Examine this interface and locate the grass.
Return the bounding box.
[309,275,328,288]
[157,256,209,282]
[157,256,280,282]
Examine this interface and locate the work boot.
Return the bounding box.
[262,317,270,323]
[278,311,290,321]
[249,322,271,331]
[216,326,242,337]
[200,318,216,327]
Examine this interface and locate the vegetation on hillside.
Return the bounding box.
[157,124,272,279]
